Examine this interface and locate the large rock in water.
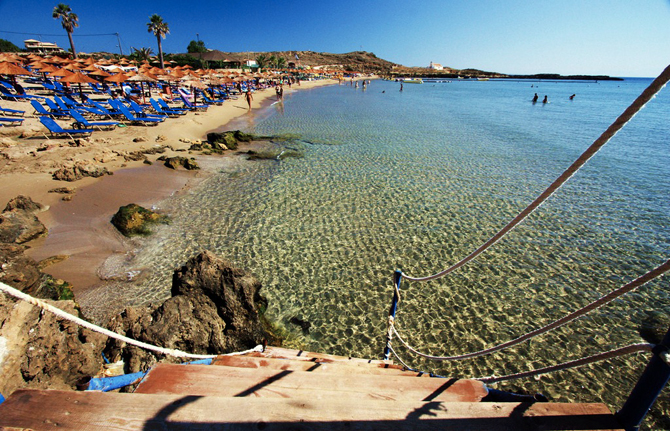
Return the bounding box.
[104,251,278,373]
[206,130,254,151]
[110,203,169,237]
[0,196,47,244]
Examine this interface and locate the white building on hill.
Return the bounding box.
[429,61,443,70]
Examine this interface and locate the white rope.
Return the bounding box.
[0,280,263,359]
[477,343,653,384]
[392,259,669,361]
[388,343,417,372]
[402,64,670,282]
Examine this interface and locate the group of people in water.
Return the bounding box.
[532,92,576,104]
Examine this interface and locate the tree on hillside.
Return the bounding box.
[147,14,169,69]
[0,39,21,52]
[52,3,79,58]
[130,47,154,62]
[187,40,206,53]
[276,56,286,69]
[255,54,268,70]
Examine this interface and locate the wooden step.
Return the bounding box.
[213,355,427,377]
[134,363,487,402]
[0,389,623,430]
[261,346,392,365]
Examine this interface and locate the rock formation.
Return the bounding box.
[104,251,279,373]
[110,203,169,237]
[0,196,47,244]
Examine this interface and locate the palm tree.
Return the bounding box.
[52,3,79,58]
[131,47,154,62]
[255,54,268,70]
[147,14,169,69]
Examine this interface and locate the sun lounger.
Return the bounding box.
[127,100,167,119]
[69,110,118,131]
[0,86,45,101]
[0,117,24,126]
[179,95,209,111]
[149,99,184,117]
[89,100,122,118]
[31,100,70,119]
[109,100,164,126]
[0,104,25,117]
[156,98,188,113]
[39,117,94,139]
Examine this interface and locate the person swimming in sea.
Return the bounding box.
[570,94,576,100]
[542,95,548,104]
[532,93,538,103]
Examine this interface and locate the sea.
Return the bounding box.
[100,76,669,427]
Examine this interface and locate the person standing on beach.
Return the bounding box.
[245,89,253,110]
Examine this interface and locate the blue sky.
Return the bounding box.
[1,0,668,77]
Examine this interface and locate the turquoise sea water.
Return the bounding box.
[103,77,669,426]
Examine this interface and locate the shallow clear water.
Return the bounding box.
[108,78,669,426]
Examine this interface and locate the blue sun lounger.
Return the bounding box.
[39,116,94,139]
[109,100,164,125]
[0,117,24,126]
[69,110,119,130]
[0,104,25,117]
[31,100,70,119]
[149,99,185,117]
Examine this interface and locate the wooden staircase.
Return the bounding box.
[0,346,622,430]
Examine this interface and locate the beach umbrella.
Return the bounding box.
[81,64,99,72]
[0,61,33,85]
[104,72,129,83]
[126,72,158,103]
[88,68,111,78]
[59,71,98,101]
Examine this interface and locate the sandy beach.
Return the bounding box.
[1,78,339,294]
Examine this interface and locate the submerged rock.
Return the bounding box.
[206,130,254,151]
[110,203,169,237]
[105,251,280,373]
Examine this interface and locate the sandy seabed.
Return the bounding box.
[0,79,339,299]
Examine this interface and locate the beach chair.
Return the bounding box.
[157,98,189,113]
[31,100,70,119]
[179,94,209,111]
[0,117,24,126]
[43,99,72,117]
[69,110,119,131]
[89,100,122,119]
[0,86,44,101]
[0,104,25,117]
[127,100,167,119]
[149,98,185,117]
[109,100,164,126]
[39,116,94,139]
[198,90,224,105]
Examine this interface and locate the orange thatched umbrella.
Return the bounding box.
[81,64,99,72]
[104,72,129,83]
[0,61,33,85]
[88,68,111,78]
[126,72,158,103]
[59,71,98,100]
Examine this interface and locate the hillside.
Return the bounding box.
[191,50,398,73]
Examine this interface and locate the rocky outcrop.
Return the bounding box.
[0,196,47,244]
[51,161,110,181]
[206,130,254,151]
[110,203,169,237]
[159,156,199,170]
[104,251,279,373]
[0,296,106,396]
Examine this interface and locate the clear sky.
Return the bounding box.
[1,0,668,77]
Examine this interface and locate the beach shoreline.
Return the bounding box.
[1,78,340,296]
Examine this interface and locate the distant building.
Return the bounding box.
[24,39,64,54]
[429,61,443,70]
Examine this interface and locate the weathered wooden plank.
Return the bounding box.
[134,363,486,402]
[261,346,392,365]
[0,389,623,430]
[213,355,426,377]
